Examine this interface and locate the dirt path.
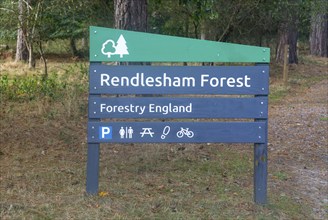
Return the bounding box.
[269,80,328,219]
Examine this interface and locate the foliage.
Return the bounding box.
[0,0,114,52]
[0,74,64,101]
[0,0,325,58]
[0,63,88,101]
[149,0,220,38]
[41,0,113,41]
[148,0,318,47]
[0,0,17,41]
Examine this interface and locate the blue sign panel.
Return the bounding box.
[89,64,269,95]
[88,122,267,143]
[88,97,268,119]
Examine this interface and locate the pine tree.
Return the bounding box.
[115,34,129,58]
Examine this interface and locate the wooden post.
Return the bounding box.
[86,65,101,195]
[254,142,268,204]
[86,143,100,194]
[283,44,289,85]
[254,63,268,205]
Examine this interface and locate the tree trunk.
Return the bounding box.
[310,11,328,57]
[114,0,148,67]
[28,43,35,69]
[114,0,149,95]
[276,17,299,64]
[276,23,288,63]
[288,25,298,64]
[15,0,28,62]
[114,0,147,32]
[24,0,35,68]
[39,41,47,78]
[70,37,79,57]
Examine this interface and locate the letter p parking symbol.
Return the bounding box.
[99,126,112,139]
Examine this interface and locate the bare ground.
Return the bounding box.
[269,79,328,219]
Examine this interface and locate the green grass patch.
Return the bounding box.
[268,56,327,103]
[0,62,88,102]
[269,85,290,102]
[0,73,65,101]
[273,171,289,181]
[267,193,311,219]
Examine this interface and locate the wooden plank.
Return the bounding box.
[88,97,268,119]
[89,26,270,63]
[254,82,268,204]
[89,64,269,95]
[87,122,267,143]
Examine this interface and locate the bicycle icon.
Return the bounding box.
[176,127,194,138]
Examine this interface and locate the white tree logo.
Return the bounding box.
[101,34,129,58]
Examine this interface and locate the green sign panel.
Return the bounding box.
[89,26,270,63]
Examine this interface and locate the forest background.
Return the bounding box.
[1,0,327,67]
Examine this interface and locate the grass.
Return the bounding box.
[269,84,290,102]
[273,171,289,181]
[268,56,328,103]
[1,53,327,219]
[0,141,310,219]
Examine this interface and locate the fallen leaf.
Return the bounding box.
[98,191,109,197]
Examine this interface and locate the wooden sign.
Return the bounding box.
[86,26,270,205]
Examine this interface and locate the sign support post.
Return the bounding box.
[253,63,268,204]
[86,71,101,194]
[86,142,99,194]
[254,142,268,204]
[86,95,100,195]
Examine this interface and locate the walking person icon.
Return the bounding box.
[127,127,133,139]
